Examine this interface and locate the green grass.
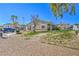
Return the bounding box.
[26,31,39,36]
[23,31,39,40]
[24,30,48,37]
[24,31,37,36]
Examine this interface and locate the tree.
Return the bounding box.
[50,3,75,24]
[31,15,39,32]
[11,15,18,28]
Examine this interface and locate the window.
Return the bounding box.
[41,25,45,29]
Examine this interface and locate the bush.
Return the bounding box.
[54,27,61,30]
[16,29,21,34]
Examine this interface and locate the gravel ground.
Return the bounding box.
[0,33,79,56]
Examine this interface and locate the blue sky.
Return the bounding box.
[0,3,79,25]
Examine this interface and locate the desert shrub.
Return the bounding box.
[42,30,76,45]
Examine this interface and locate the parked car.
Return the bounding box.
[3,28,15,33]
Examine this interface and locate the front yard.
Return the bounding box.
[0,30,79,55]
[41,30,79,50]
[17,30,79,50]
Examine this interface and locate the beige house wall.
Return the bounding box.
[26,22,50,31]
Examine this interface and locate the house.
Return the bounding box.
[57,23,71,30]
[3,23,14,28]
[26,19,55,31]
[0,25,3,29]
[72,24,79,30]
[19,25,26,30]
[57,23,79,30]
[3,23,22,29]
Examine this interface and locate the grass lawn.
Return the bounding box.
[23,31,48,40]
[24,31,39,36]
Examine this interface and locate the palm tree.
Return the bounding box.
[11,15,17,28]
[50,3,75,24]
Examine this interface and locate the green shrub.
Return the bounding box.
[16,29,21,34]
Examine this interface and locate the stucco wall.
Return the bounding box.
[26,22,48,31]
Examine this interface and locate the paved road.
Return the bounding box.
[0,33,79,56]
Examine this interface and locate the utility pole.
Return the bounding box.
[22,17,25,25]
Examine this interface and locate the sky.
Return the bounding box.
[0,3,79,25]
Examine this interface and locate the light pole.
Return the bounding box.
[22,17,25,25]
